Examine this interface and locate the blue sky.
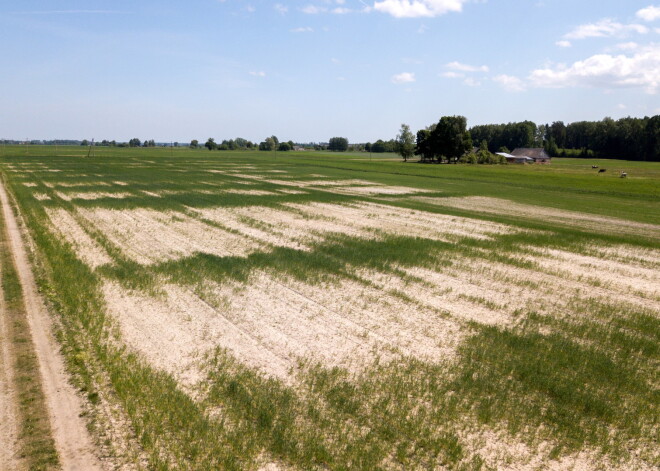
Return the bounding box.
[1,0,659,143]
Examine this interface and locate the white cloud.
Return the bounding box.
[391,72,416,84]
[373,0,468,18]
[290,26,314,33]
[301,5,326,14]
[249,71,266,77]
[463,77,481,87]
[637,5,660,22]
[446,61,488,72]
[529,44,660,94]
[564,19,648,40]
[493,74,526,92]
[556,40,572,48]
[613,42,639,50]
[440,71,464,78]
[274,4,288,14]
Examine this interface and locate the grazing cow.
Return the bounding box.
[592,165,599,169]
[620,172,627,178]
[598,169,606,173]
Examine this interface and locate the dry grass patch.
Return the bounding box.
[45,208,113,269]
[54,191,132,201]
[287,201,520,241]
[224,189,279,196]
[417,196,660,239]
[77,208,262,264]
[102,270,463,385]
[331,185,434,196]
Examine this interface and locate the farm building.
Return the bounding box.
[497,152,534,164]
[511,148,552,164]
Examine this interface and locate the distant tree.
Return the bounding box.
[278,142,292,151]
[190,139,199,148]
[371,139,386,153]
[328,137,349,152]
[129,138,141,148]
[395,124,415,162]
[415,130,433,162]
[205,138,217,150]
[81,139,89,146]
[365,142,372,152]
[259,137,277,151]
[498,146,510,153]
[429,116,472,163]
[544,137,559,157]
[173,142,179,147]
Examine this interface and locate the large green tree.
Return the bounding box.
[429,116,472,163]
[395,124,415,162]
[328,137,349,152]
[205,138,217,150]
[414,129,433,162]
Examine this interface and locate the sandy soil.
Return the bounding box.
[45,208,113,269]
[287,201,519,240]
[416,196,660,239]
[78,207,263,264]
[103,270,463,385]
[330,185,433,196]
[0,180,104,470]
[55,191,133,201]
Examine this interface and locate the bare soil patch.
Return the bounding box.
[55,191,133,201]
[45,208,113,269]
[286,201,520,241]
[416,196,660,239]
[78,208,262,264]
[103,271,463,385]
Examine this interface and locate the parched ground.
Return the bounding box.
[4,155,659,470]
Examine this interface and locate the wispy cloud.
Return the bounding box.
[374,0,469,18]
[563,18,648,40]
[493,74,526,92]
[391,72,416,84]
[9,10,130,15]
[446,61,489,73]
[290,26,314,33]
[249,71,266,77]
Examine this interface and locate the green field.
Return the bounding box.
[1,146,658,470]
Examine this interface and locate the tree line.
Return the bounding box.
[470,116,659,161]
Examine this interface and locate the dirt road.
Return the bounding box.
[0,178,103,470]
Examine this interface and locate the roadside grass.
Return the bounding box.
[0,186,59,470]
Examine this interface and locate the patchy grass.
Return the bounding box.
[0,189,59,470]
[1,146,658,469]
